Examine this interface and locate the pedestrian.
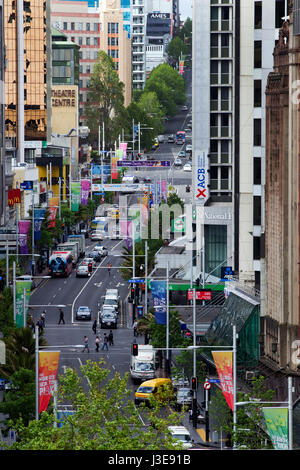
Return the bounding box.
[101,333,109,351]
[36,318,43,334]
[41,310,46,328]
[107,263,111,277]
[58,308,65,325]
[82,336,90,353]
[189,409,193,422]
[27,313,34,331]
[95,336,100,352]
[133,320,138,337]
[92,318,97,334]
[108,329,114,346]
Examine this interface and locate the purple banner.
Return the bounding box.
[18,220,31,255]
[81,180,90,206]
[117,161,171,168]
[120,220,132,249]
[161,180,167,202]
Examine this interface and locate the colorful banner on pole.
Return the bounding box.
[15,280,32,328]
[111,154,120,180]
[18,220,31,255]
[262,407,289,450]
[119,142,127,159]
[212,351,234,410]
[151,280,167,325]
[34,209,46,242]
[71,181,81,211]
[80,179,90,206]
[8,189,21,206]
[47,206,58,228]
[161,180,167,202]
[39,351,60,414]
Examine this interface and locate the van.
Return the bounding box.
[168,426,194,449]
[134,378,173,406]
[122,175,139,184]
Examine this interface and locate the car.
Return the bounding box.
[75,265,90,278]
[100,309,117,329]
[76,306,92,321]
[175,388,193,411]
[181,105,188,111]
[110,227,121,239]
[93,245,108,257]
[167,134,175,143]
[171,374,190,390]
[103,295,119,312]
[105,289,120,305]
[90,231,103,241]
[178,150,186,158]
[183,162,192,172]
[157,135,164,143]
[88,251,101,262]
[187,122,192,129]
[152,142,159,150]
[143,177,151,183]
[184,128,190,133]
[186,144,192,153]
[81,257,96,269]
[174,158,182,167]
[167,426,194,449]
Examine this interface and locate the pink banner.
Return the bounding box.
[120,142,127,159]
[18,220,31,254]
[161,180,167,201]
[39,351,60,414]
[212,351,234,410]
[48,207,57,228]
[81,179,90,206]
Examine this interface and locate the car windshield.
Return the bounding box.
[79,266,87,270]
[137,386,154,393]
[172,434,191,442]
[78,307,89,312]
[135,363,154,371]
[178,390,192,398]
[104,299,117,304]
[102,313,115,319]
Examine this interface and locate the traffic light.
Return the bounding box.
[88,263,93,273]
[191,377,197,390]
[131,287,135,300]
[132,343,138,356]
[196,278,200,288]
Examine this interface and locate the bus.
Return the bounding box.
[176,131,186,145]
[49,251,73,277]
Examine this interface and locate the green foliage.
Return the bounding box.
[0,288,14,337]
[171,349,207,384]
[145,64,187,110]
[7,360,185,450]
[147,307,184,350]
[84,50,125,148]
[0,368,35,428]
[167,36,188,61]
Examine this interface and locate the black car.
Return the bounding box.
[88,251,101,262]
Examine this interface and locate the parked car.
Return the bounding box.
[178,150,186,158]
[174,158,182,167]
[93,245,108,257]
[167,426,194,449]
[100,308,117,329]
[90,231,103,241]
[75,265,90,278]
[183,162,192,172]
[88,251,101,262]
[76,306,92,321]
[175,388,193,411]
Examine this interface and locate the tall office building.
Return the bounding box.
[0,0,8,226]
[131,0,146,89]
[192,0,286,290]
[51,0,101,124]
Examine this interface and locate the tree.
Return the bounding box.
[7,360,185,450]
[0,287,14,337]
[84,51,125,148]
[146,64,187,108]
[167,36,188,62]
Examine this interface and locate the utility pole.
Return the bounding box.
[166,261,170,374]
[192,287,197,428]
[6,239,9,288]
[31,192,35,276]
[145,240,148,316]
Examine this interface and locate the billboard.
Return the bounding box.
[117,160,171,167]
[194,150,209,204]
[146,12,171,36]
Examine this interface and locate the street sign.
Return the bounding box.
[221,266,233,281]
[209,379,220,384]
[203,381,211,390]
[128,278,144,284]
[117,161,171,167]
[187,289,212,301]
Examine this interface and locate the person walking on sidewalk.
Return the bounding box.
[82,336,90,353]
[92,318,97,334]
[108,330,114,346]
[58,308,65,325]
[41,311,46,328]
[133,320,138,337]
[101,333,109,351]
[107,263,111,277]
[95,336,100,352]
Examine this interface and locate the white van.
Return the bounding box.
[168,426,194,449]
[122,175,139,184]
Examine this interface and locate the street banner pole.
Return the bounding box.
[166,261,169,371]
[288,376,293,450]
[233,324,237,448]
[23,287,26,328]
[35,325,39,420]
[6,239,9,288]
[13,262,16,323]
[145,240,148,316]
[192,288,197,428]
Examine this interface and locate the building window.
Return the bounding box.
[78,37,83,45]
[71,22,75,30]
[254,40,262,68]
[86,37,90,45]
[86,22,90,31]
[275,0,285,28]
[253,237,261,260]
[94,37,98,46]
[254,80,262,107]
[254,1,262,29]
[78,22,83,30]
[204,225,227,278]
[253,196,261,225]
[253,157,261,184]
[253,118,261,146]
[85,51,90,59]
[94,51,98,59]
[63,22,68,30]
[94,23,98,31]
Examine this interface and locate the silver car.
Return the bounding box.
[100,308,117,329]
[76,265,90,278]
[76,306,92,321]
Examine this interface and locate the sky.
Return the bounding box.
[179,0,192,20]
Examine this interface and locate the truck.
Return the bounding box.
[130,345,156,383]
[67,234,86,258]
[56,241,79,266]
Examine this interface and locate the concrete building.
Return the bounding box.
[99,0,132,107]
[51,0,101,125]
[131,0,147,89]
[192,0,286,290]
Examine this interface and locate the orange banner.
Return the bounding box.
[212,351,234,410]
[39,351,60,413]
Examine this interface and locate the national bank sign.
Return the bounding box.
[194,150,209,204]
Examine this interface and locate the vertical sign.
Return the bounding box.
[71,182,81,211]
[194,150,209,204]
[39,351,60,413]
[18,220,31,255]
[212,351,234,410]
[15,280,32,328]
[80,179,90,206]
[151,280,167,325]
[262,407,289,450]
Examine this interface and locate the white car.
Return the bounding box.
[76,265,90,278]
[174,158,182,167]
[183,163,192,172]
[90,231,103,241]
[76,306,92,321]
[168,426,194,449]
[186,145,192,152]
[81,257,96,269]
[93,245,108,257]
